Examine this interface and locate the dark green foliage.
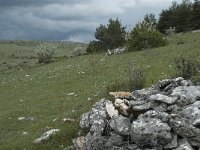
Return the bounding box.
[37,49,55,64]
[128,16,167,51]
[86,18,126,53]
[175,56,200,79]
[158,0,200,33]
[86,41,105,53]
[191,0,200,29]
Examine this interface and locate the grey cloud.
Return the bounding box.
[0,0,83,7]
[0,0,177,42]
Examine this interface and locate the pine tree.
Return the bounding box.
[87,18,126,53]
[191,0,200,29]
[158,0,193,33]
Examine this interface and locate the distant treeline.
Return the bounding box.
[158,0,200,33]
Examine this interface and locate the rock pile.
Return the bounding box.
[71,77,200,150]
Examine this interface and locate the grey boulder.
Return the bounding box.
[110,115,131,136]
[130,118,171,147]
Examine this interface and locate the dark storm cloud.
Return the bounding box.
[0,0,179,42]
[0,0,82,7]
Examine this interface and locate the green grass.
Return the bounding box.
[0,40,87,72]
[0,32,200,149]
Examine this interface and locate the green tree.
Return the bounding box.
[158,0,193,33]
[158,9,174,33]
[86,18,126,53]
[128,15,167,51]
[176,0,193,32]
[144,13,158,29]
[191,0,200,29]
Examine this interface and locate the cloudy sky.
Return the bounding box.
[0,0,181,42]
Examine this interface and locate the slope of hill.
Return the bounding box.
[0,40,87,72]
[0,32,199,149]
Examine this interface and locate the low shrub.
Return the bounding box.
[128,67,146,90]
[86,41,105,54]
[175,56,200,80]
[72,46,85,57]
[37,42,56,64]
[37,50,55,64]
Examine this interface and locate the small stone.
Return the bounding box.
[63,118,75,123]
[18,117,34,121]
[33,129,60,144]
[149,94,178,104]
[170,114,178,118]
[68,93,75,96]
[26,117,34,121]
[53,118,58,122]
[22,132,29,136]
[18,117,26,120]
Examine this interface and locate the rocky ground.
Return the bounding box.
[69,77,200,150]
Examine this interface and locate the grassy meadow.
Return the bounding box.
[0,32,200,149]
[0,41,87,72]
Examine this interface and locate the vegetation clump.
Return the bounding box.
[86,18,126,53]
[175,56,200,80]
[72,46,85,57]
[106,66,146,93]
[37,42,56,64]
[128,67,146,90]
[128,14,167,51]
[158,0,200,33]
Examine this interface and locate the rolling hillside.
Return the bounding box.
[0,32,200,149]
